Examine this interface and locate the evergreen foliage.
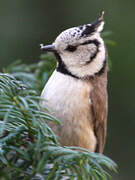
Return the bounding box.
[0,53,117,179]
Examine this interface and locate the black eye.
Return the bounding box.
[65,45,77,52]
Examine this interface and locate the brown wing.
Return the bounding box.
[90,67,108,153]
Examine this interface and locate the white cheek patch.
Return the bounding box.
[59,33,106,78]
[77,44,97,65]
[64,37,106,78]
[60,40,98,66]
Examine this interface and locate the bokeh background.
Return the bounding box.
[0,1,134,179]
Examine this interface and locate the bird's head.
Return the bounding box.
[40,11,106,79]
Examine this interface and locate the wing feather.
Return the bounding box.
[90,58,108,153]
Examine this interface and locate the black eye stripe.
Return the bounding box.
[65,45,77,52]
[65,39,100,53]
[81,39,100,46]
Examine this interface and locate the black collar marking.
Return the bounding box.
[55,52,79,79]
[55,49,106,80]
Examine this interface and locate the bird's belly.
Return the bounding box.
[41,71,97,151]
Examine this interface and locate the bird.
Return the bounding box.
[40,11,108,153]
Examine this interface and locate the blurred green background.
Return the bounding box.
[0,0,134,179]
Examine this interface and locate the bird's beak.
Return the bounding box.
[40,44,56,52]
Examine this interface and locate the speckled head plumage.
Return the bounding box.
[40,11,106,79]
